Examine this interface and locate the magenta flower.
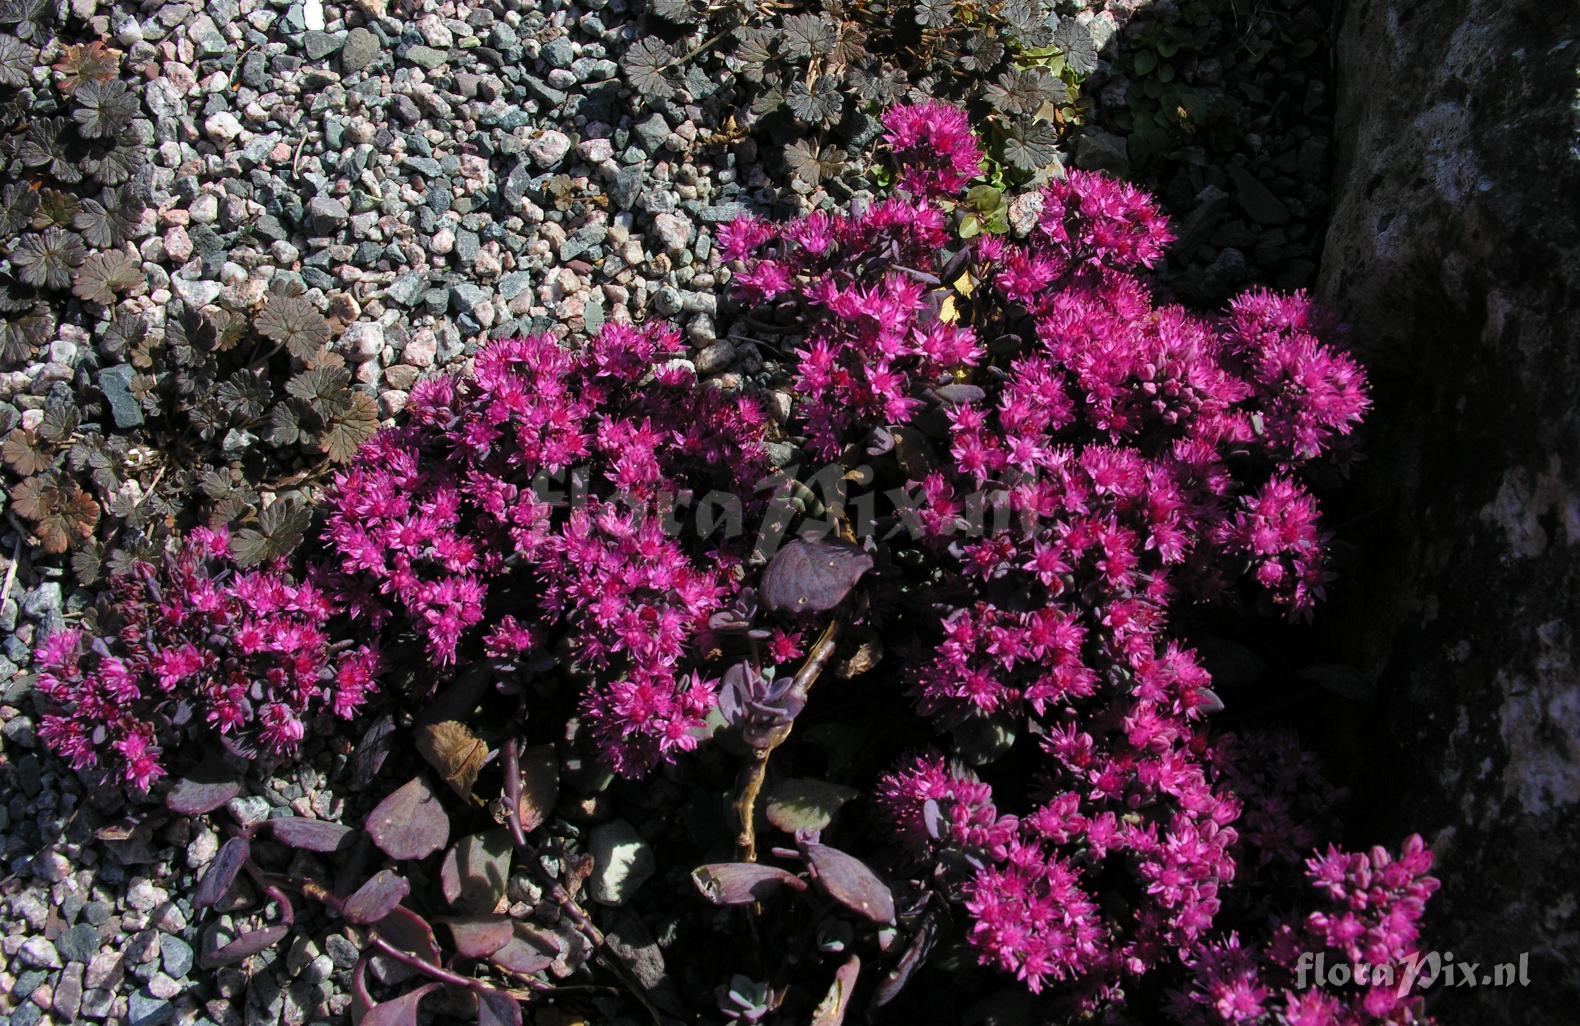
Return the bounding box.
[882,101,985,198]
[320,325,770,776]
[34,528,380,791]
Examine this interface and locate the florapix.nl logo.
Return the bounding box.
[1295,950,1531,997]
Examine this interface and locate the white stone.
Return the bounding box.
[342,321,385,361]
[203,111,243,143]
[528,130,573,169]
[402,332,438,368]
[652,212,693,252]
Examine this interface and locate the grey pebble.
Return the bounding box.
[58,922,102,964]
[159,934,194,979]
[341,26,380,72]
[302,29,342,60]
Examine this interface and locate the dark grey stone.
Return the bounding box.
[403,155,444,178]
[501,161,534,207]
[404,44,448,70]
[97,364,143,429]
[524,75,567,108]
[1227,166,1289,226]
[57,922,101,963]
[389,94,421,124]
[632,113,670,153]
[239,50,269,89]
[12,970,46,1000]
[541,37,575,69]
[610,166,643,212]
[386,272,428,307]
[304,195,348,235]
[159,934,193,979]
[341,26,380,73]
[498,271,532,301]
[303,30,342,59]
[450,283,490,313]
[127,989,173,1026]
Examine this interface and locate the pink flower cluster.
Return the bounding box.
[726,105,1394,1010]
[881,101,985,198]
[874,752,1017,862]
[1184,836,1440,1025]
[719,199,979,458]
[320,325,770,776]
[33,528,379,791]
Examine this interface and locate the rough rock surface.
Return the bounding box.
[1318,2,1580,1021]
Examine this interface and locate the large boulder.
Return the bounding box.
[1318,2,1580,1022]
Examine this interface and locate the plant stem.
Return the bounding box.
[733,618,843,862]
[501,739,665,1026]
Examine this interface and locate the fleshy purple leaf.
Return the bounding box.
[489,923,561,975]
[804,842,896,924]
[810,955,861,1026]
[270,817,356,853]
[760,538,874,614]
[372,905,441,964]
[352,713,397,789]
[198,924,288,968]
[691,863,808,905]
[439,915,514,959]
[476,989,523,1026]
[343,869,410,925]
[194,836,250,909]
[366,776,449,861]
[360,983,441,1026]
[438,828,512,912]
[165,756,241,815]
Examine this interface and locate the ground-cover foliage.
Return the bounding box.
[0,3,385,595]
[623,0,1099,190]
[30,103,1434,1026]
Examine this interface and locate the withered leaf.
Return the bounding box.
[416,720,489,801]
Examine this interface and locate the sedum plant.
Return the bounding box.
[33,526,379,790]
[34,104,1433,1026]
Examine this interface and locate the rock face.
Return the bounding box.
[1318,3,1580,1022]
